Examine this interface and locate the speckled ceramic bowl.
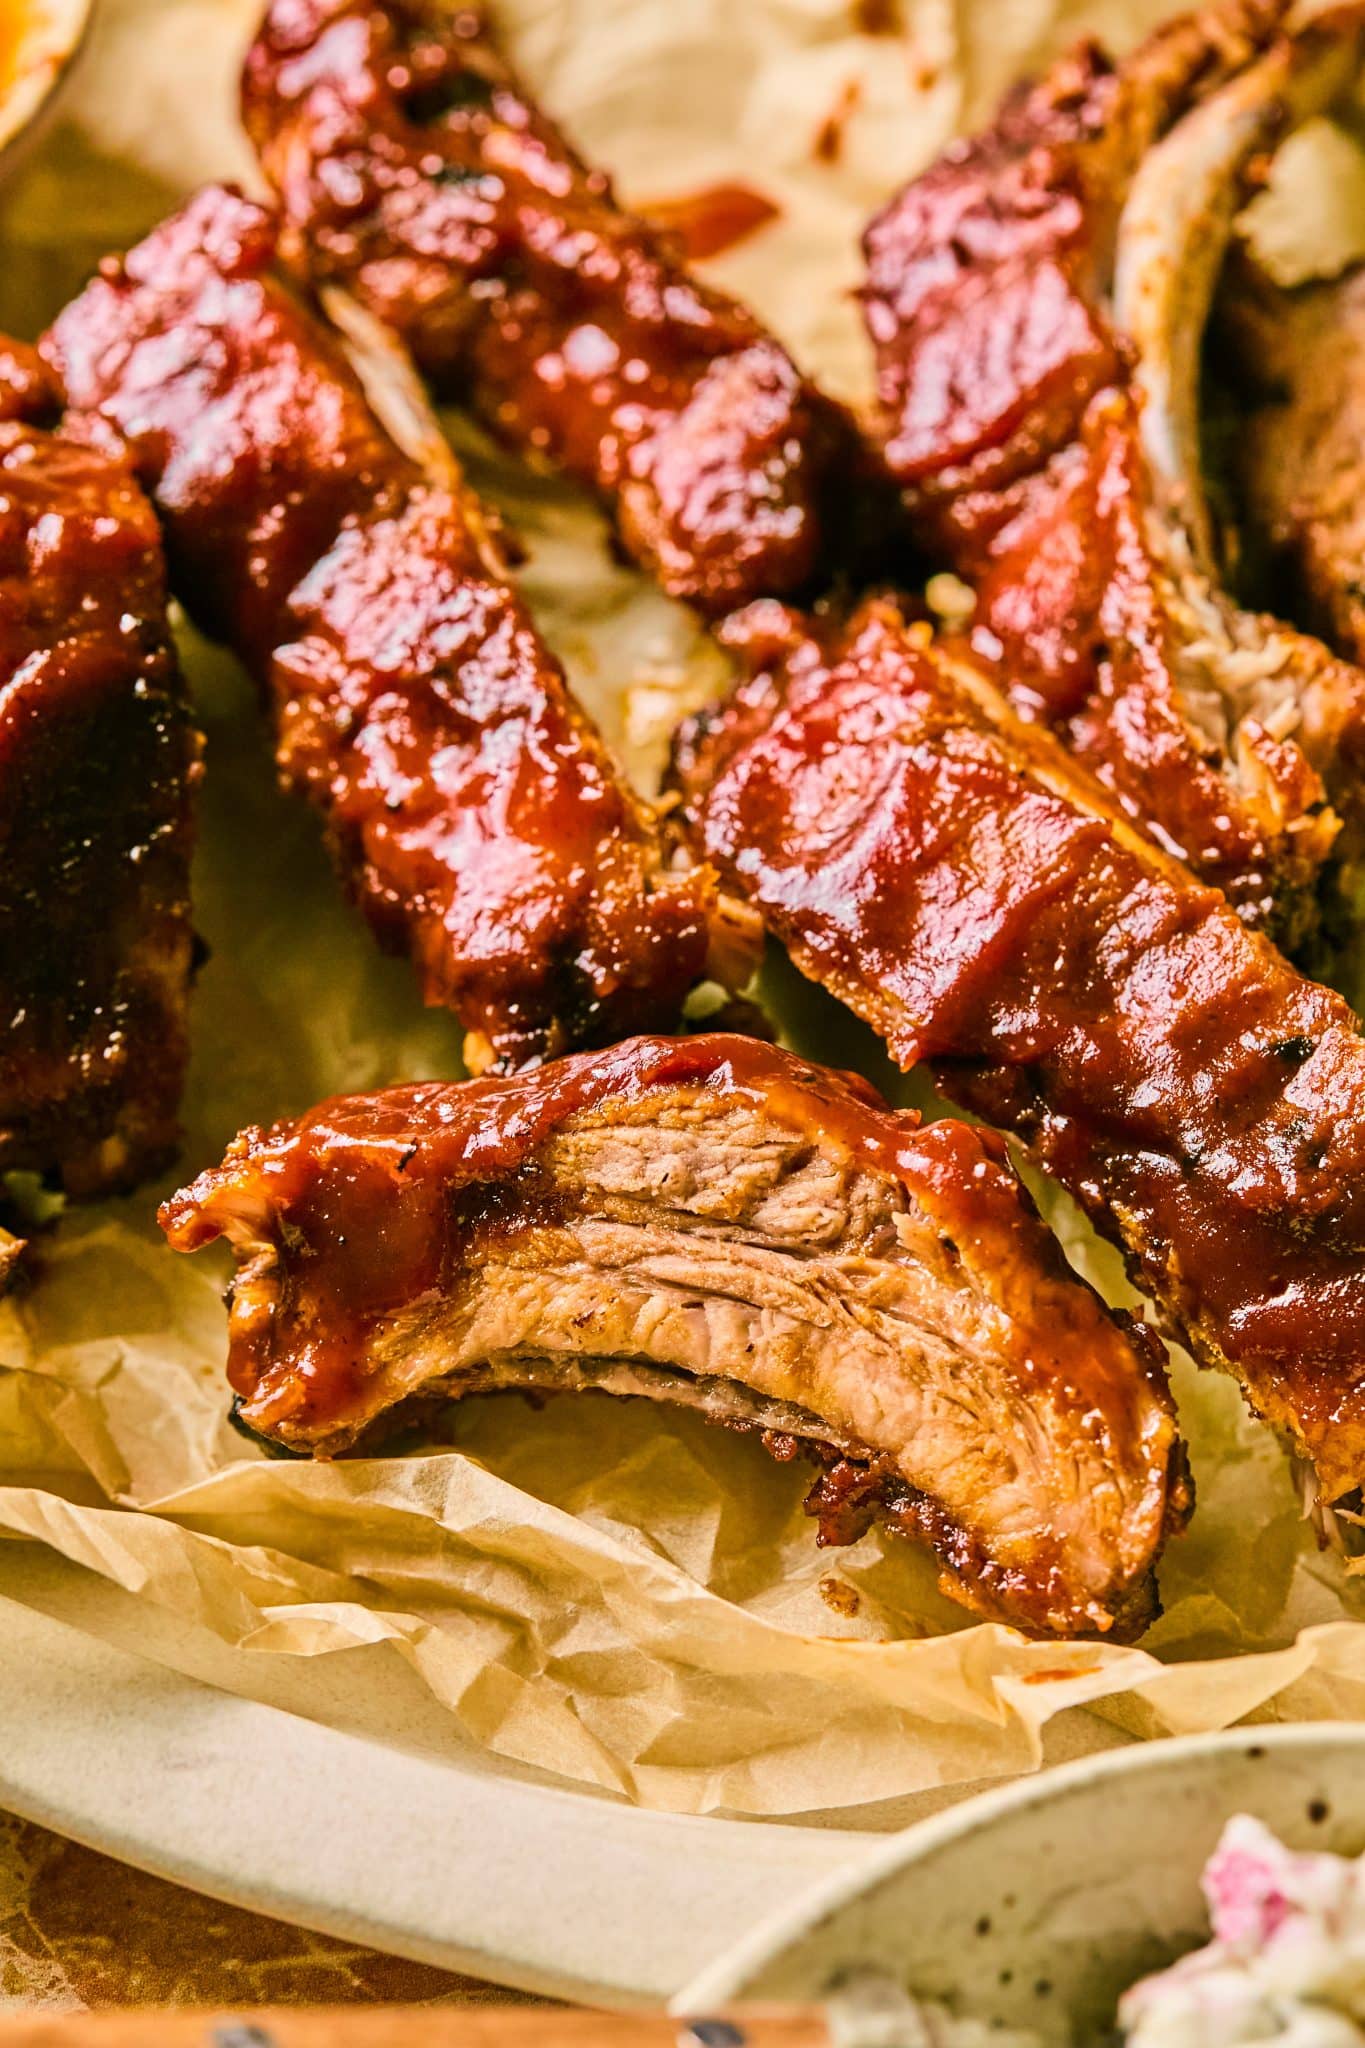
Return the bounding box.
[0,0,92,171]
[675,1726,1365,2043]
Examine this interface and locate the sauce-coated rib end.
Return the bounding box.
[161,1033,1187,1640]
[674,601,1365,1509]
[242,0,865,612]
[44,186,749,1070]
[0,342,200,1198]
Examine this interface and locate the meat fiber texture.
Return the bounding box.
[3,0,1365,1823]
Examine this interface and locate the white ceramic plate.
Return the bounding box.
[674,1725,1365,2040]
[0,1586,881,2003]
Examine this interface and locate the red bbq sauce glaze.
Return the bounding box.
[860,7,1283,541]
[159,1032,1174,1494]
[44,186,721,1069]
[861,37,1130,527]
[0,393,199,1193]
[673,600,1365,1500]
[241,0,866,612]
[641,183,781,263]
[0,338,60,426]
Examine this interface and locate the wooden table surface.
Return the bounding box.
[0,1811,540,2010]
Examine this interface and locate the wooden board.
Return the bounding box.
[0,2011,830,2048]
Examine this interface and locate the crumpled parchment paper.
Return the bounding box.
[3,0,1365,1822]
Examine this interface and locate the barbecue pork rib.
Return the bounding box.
[44,186,752,1073]
[241,0,861,613]
[160,1032,1188,1640]
[0,338,199,1199]
[673,600,1365,1509]
[861,0,1365,953]
[861,0,1288,540]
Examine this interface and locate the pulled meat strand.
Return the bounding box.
[161,1031,1188,1641]
[673,599,1365,1508]
[44,186,751,1072]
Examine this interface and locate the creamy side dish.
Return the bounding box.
[874,1819,1365,2046]
[1119,1816,1365,2046]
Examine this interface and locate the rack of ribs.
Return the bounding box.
[44,185,757,1075]
[673,599,1365,1516]
[861,0,1365,955]
[240,0,868,613]
[0,337,199,1206]
[160,1031,1189,1640]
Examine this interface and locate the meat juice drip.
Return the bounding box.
[640,183,781,262]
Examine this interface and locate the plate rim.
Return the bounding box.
[0,1590,876,2004]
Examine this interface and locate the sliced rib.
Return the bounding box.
[673,599,1365,1512]
[160,1032,1188,1640]
[861,0,1365,952]
[241,0,866,613]
[44,186,756,1073]
[0,338,199,1199]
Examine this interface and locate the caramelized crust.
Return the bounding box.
[0,344,199,1198]
[862,1,1283,531]
[241,0,862,612]
[674,601,1365,1505]
[45,187,742,1070]
[161,1032,1188,1640]
[860,1,1365,947]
